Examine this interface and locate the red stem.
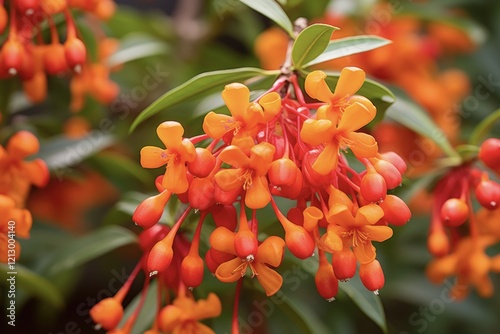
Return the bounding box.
[231,279,243,334]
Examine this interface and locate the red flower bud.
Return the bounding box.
[379,195,411,226]
[188,178,214,210]
[180,253,204,288]
[372,159,402,189]
[428,227,449,257]
[132,190,171,229]
[64,37,86,72]
[379,151,407,174]
[479,138,500,171]
[214,183,240,205]
[475,180,500,210]
[315,258,338,301]
[234,229,258,260]
[44,44,68,75]
[147,239,174,275]
[139,224,170,252]
[440,198,468,226]
[284,224,315,259]
[302,150,332,187]
[2,39,24,76]
[359,259,385,294]
[210,204,237,230]
[268,157,298,187]
[360,169,386,203]
[188,148,216,178]
[332,249,357,281]
[16,0,39,15]
[89,297,123,330]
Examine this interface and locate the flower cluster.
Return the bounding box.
[0,130,48,262]
[0,0,118,109]
[90,65,411,332]
[426,138,500,299]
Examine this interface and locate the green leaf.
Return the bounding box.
[292,24,337,70]
[305,36,391,67]
[120,281,158,334]
[277,294,331,334]
[239,0,294,37]
[470,108,500,145]
[0,263,64,309]
[106,35,170,67]
[129,67,280,132]
[35,133,115,171]
[385,88,460,159]
[311,70,396,122]
[339,277,388,334]
[36,226,137,277]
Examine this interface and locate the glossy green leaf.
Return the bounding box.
[311,70,396,123]
[35,133,115,171]
[470,108,500,145]
[339,277,388,334]
[385,88,460,159]
[305,35,391,67]
[239,0,294,37]
[36,226,137,277]
[0,263,64,309]
[292,24,338,69]
[277,294,331,334]
[129,67,280,132]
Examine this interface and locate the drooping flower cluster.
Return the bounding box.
[0,130,48,262]
[0,0,118,109]
[426,138,500,299]
[88,64,411,332]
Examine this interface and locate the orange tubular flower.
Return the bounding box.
[159,293,222,334]
[214,142,275,209]
[326,201,393,264]
[140,121,196,194]
[301,70,378,175]
[210,226,285,296]
[203,83,280,150]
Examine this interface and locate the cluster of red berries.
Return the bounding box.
[0,0,114,103]
[90,67,411,333]
[426,138,500,299]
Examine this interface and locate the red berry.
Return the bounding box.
[479,138,500,171]
[440,198,469,226]
[475,180,500,210]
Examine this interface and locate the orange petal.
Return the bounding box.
[305,70,334,102]
[338,102,374,133]
[353,242,376,264]
[303,206,323,232]
[159,305,183,331]
[260,92,281,121]
[209,226,236,254]
[257,236,285,267]
[219,145,250,168]
[22,158,49,187]
[222,83,250,119]
[316,105,340,125]
[246,176,271,209]
[231,134,255,156]
[243,103,265,130]
[345,132,378,158]
[215,257,245,282]
[163,161,189,194]
[312,142,339,175]
[194,293,222,320]
[348,95,376,118]
[194,323,217,334]
[253,262,283,296]
[363,225,393,242]
[321,228,343,252]
[178,138,196,162]
[140,146,167,168]
[156,121,184,149]
[333,67,365,98]
[300,119,334,146]
[327,186,353,209]
[7,131,40,160]
[356,204,385,226]
[249,142,275,176]
[214,168,245,192]
[202,112,234,139]
[327,203,355,226]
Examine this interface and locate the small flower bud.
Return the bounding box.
[147,239,174,274]
[379,195,411,226]
[181,253,204,289]
[234,229,258,260]
[2,39,24,76]
[89,297,123,330]
[475,180,500,210]
[268,157,298,187]
[315,259,338,301]
[428,227,449,257]
[188,148,216,178]
[44,44,68,75]
[479,138,500,171]
[372,159,402,189]
[379,151,407,174]
[64,37,86,72]
[360,169,387,203]
[16,0,39,15]
[359,259,385,293]
[440,198,468,226]
[188,178,215,210]
[332,249,357,281]
[285,224,315,259]
[210,204,237,231]
[132,190,171,229]
[139,224,170,252]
